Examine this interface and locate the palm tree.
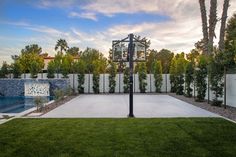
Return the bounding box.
[55,39,69,55]
[199,0,209,55]
[208,0,217,53]
[219,0,230,52]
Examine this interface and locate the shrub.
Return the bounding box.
[34,97,44,112]
[93,73,100,93]
[153,61,163,92]
[47,61,56,78]
[175,57,186,95]
[54,89,64,101]
[92,60,100,94]
[78,73,85,93]
[208,56,224,106]
[169,58,177,92]
[61,58,70,78]
[12,61,22,78]
[0,61,9,78]
[29,60,41,78]
[65,87,73,96]
[108,62,117,93]
[185,62,194,97]
[76,60,86,93]
[123,67,130,93]
[138,63,147,93]
[195,55,208,102]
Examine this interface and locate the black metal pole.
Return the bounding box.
[149,73,151,93]
[133,73,135,93]
[165,73,167,93]
[224,66,227,109]
[73,73,75,93]
[207,74,210,104]
[129,34,134,117]
[88,71,90,93]
[119,62,121,93]
[103,73,105,93]
[193,75,195,99]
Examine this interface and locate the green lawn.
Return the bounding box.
[0,118,236,157]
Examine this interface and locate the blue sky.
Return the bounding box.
[0,0,236,64]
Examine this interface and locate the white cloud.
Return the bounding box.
[0,20,30,27]
[35,0,77,9]
[80,0,236,52]
[69,11,98,21]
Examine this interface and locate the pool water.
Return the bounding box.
[0,97,53,113]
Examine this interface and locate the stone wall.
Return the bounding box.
[0,79,70,97]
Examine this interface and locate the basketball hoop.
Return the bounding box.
[112,34,149,117]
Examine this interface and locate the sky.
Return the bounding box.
[0,0,236,64]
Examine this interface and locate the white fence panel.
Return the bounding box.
[14,73,236,108]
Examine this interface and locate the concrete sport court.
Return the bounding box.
[42,94,219,118]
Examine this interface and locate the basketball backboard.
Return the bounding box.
[112,39,147,62]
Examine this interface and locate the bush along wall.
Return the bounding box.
[47,61,56,78]
[184,62,194,97]
[76,60,86,94]
[208,56,224,106]
[169,58,177,92]
[175,57,186,95]
[195,55,208,102]
[123,67,130,93]
[153,61,163,93]
[108,62,117,93]
[92,61,100,94]
[138,63,147,93]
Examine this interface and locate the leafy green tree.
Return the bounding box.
[123,66,130,93]
[146,50,157,73]
[55,39,68,55]
[108,62,117,93]
[184,61,194,97]
[54,54,62,77]
[153,61,163,93]
[195,55,208,102]
[80,48,107,73]
[18,44,44,74]
[0,70,2,78]
[138,63,147,93]
[76,60,86,93]
[208,55,224,106]
[67,47,80,56]
[222,13,236,68]
[186,49,200,64]
[21,44,42,55]
[175,56,186,95]
[47,61,56,78]
[92,60,100,94]
[29,60,41,78]
[0,62,9,78]
[156,49,174,73]
[12,61,23,78]
[61,54,73,78]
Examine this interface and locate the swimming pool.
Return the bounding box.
[0,97,53,113]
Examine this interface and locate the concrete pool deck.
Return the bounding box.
[42,94,219,118]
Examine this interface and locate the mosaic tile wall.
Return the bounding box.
[0,79,69,97]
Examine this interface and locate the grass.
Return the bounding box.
[0,118,236,157]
